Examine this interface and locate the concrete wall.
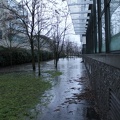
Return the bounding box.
[83,54,120,120]
[85,54,120,69]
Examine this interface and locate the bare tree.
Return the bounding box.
[34,0,55,76]
[65,40,73,57]
[0,5,28,49]
[49,8,71,69]
[0,2,29,65]
[0,0,55,71]
[0,0,36,70]
[71,43,81,57]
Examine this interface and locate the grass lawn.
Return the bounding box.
[0,73,52,120]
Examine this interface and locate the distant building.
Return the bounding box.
[0,0,28,48]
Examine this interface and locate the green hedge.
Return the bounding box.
[0,47,53,67]
[39,50,53,61]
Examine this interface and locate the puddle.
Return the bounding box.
[35,58,96,120]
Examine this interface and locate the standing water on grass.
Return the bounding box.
[0,58,95,120]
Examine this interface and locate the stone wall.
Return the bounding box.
[83,55,120,120]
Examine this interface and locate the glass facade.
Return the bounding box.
[67,0,92,35]
[101,14,105,52]
[67,0,120,53]
[110,0,120,51]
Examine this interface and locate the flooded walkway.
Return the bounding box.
[0,58,98,120]
[36,58,97,120]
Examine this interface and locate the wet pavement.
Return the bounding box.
[35,58,97,120]
[0,58,99,120]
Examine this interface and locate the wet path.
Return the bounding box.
[0,58,96,120]
[36,58,95,120]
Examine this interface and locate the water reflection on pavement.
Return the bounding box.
[36,58,92,120]
[0,58,94,120]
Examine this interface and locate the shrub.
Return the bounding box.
[0,48,54,67]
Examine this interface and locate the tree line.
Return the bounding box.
[0,0,81,76]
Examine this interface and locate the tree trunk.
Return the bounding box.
[53,51,56,65]
[55,56,59,69]
[38,46,41,76]
[37,27,40,76]
[31,40,36,71]
[55,58,58,69]
[9,39,13,66]
[10,51,12,66]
